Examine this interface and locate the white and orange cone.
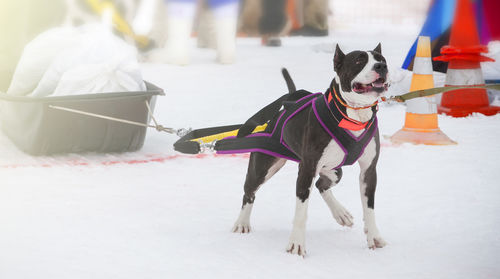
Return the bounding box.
[391,36,456,145]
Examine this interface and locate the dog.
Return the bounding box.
[231,44,389,256]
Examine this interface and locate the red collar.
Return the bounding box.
[327,87,377,131]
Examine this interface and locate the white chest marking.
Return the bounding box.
[346,108,374,123]
[316,139,345,172]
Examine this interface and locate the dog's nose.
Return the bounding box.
[373,63,387,76]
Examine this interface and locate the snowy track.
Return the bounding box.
[1,34,500,279]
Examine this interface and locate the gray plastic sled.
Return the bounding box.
[0,81,164,155]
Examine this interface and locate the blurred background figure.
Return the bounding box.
[0,0,435,75]
[64,0,159,52]
[259,0,287,46]
[291,0,329,36]
[64,0,138,27]
[143,0,240,65]
[239,0,329,47]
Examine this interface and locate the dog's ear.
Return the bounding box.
[334,44,345,73]
[374,43,382,54]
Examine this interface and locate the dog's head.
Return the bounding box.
[333,44,389,106]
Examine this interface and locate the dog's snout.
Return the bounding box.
[374,63,386,70]
[373,63,388,76]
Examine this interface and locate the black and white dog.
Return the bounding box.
[232,44,389,256]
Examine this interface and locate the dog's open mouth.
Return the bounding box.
[353,77,388,93]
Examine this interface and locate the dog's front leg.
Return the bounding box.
[286,161,316,257]
[358,134,386,249]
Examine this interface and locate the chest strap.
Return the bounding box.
[312,94,378,168]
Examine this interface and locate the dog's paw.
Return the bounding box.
[232,223,251,233]
[366,233,387,249]
[286,241,306,257]
[332,205,354,227]
[286,230,306,257]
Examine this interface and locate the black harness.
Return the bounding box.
[312,91,378,166]
[215,91,318,161]
[214,88,378,168]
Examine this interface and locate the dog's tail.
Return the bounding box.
[236,68,306,138]
[281,68,296,93]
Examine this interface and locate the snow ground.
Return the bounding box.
[1,30,500,279]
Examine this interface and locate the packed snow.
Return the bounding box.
[1,29,500,279]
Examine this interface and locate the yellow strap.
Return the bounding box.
[191,124,268,144]
[85,0,150,48]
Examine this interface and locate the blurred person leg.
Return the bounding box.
[294,0,304,29]
[239,0,261,36]
[165,0,196,65]
[132,0,158,36]
[303,0,328,35]
[291,0,328,36]
[209,0,239,64]
[259,0,286,46]
[150,0,197,65]
[196,3,216,49]
[132,0,170,57]
[0,0,65,91]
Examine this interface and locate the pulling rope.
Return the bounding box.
[384,84,500,103]
[49,101,191,137]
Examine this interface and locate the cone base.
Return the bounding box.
[438,105,500,117]
[390,129,457,146]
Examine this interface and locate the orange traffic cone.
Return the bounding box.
[434,0,500,117]
[391,36,456,145]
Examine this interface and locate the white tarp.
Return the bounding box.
[7,24,146,97]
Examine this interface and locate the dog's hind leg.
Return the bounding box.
[315,168,354,227]
[232,152,286,233]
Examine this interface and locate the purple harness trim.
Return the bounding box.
[322,95,372,142]
[279,98,320,144]
[312,96,378,169]
[352,118,378,163]
[246,133,271,138]
[271,110,286,135]
[217,148,300,162]
[295,93,321,103]
[232,93,322,157]
[312,99,347,169]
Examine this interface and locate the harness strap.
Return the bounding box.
[217,91,321,161]
[237,90,311,138]
[313,95,378,167]
[215,136,300,161]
